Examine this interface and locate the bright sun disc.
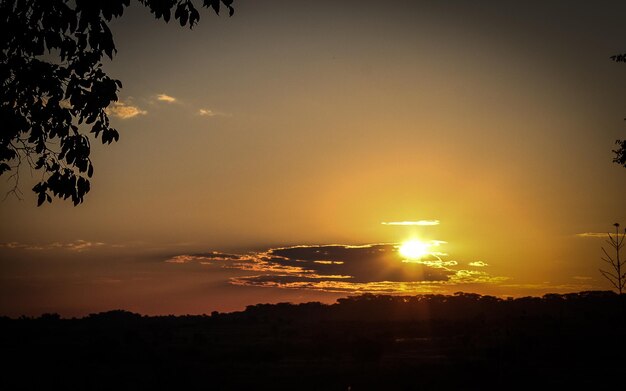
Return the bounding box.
[399,240,429,259]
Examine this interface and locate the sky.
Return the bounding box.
[1,0,625,317]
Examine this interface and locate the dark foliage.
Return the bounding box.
[614,139,626,168]
[0,0,234,205]
[1,291,624,390]
[611,53,626,167]
[611,53,626,63]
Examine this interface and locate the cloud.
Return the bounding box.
[198,109,216,117]
[575,232,610,238]
[156,94,176,103]
[60,240,105,252]
[499,282,594,293]
[409,259,458,268]
[165,243,507,294]
[469,261,489,267]
[165,252,241,264]
[267,244,453,283]
[572,276,593,280]
[197,108,232,118]
[165,255,200,264]
[106,101,147,119]
[230,277,449,294]
[382,220,440,226]
[449,270,507,284]
[0,242,26,249]
[0,240,106,252]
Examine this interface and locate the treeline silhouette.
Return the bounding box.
[1,291,624,390]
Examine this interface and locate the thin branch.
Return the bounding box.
[602,248,616,264]
[599,270,620,290]
[601,257,614,265]
[600,269,619,281]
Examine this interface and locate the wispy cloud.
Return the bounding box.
[575,232,611,238]
[165,252,241,264]
[0,242,27,249]
[156,94,177,103]
[148,93,230,118]
[1,240,106,252]
[404,259,458,268]
[469,261,489,267]
[449,270,507,284]
[197,108,231,117]
[165,255,200,264]
[382,220,440,226]
[198,108,215,117]
[165,243,507,294]
[106,101,147,119]
[57,240,105,252]
[230,278,449,294]
[499,282,594,293]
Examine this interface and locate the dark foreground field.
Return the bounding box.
[2,291,625,390]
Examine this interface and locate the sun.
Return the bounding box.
[399,240,430,259]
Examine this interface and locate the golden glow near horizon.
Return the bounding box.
[0,1,624,318]
[399,240,431,260]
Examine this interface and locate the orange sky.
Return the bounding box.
[1,0,625,317]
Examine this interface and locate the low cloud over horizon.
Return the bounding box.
[0,239,106,252]
[575,232,612,238]
[165,243,507,294]
[381,220,440,226]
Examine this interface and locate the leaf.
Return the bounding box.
[189,8,200,28]
[179,10,188,27]
[0,163,11,175]
[37,192,46,207]
[175,3,184,21]
[222,0,234,16]
[34,156,45,170]
[211,1,220,15]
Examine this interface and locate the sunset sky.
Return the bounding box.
[1,0,625,317]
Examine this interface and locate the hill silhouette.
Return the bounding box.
[1,291,624,390]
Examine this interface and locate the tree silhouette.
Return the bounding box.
[613,140,626,168]
[0,0,234,205]
[610,53,626,168]
[599,223,626,294]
